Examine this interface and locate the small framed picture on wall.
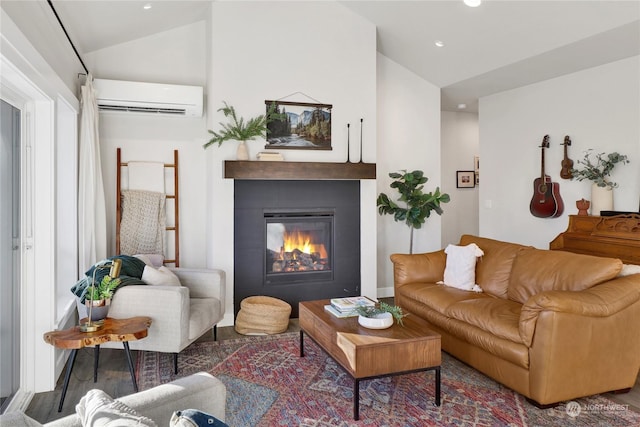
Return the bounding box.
[456,170,476,188]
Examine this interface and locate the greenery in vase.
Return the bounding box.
[203,101,281,149]
[354,301,407,326]
[570,149,629,189]
[377,170,450,254]
[87,275,121,301]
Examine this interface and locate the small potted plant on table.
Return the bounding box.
[354,301,407,329]
[85,275,120,321]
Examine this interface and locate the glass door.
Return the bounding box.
[0,99,21,413]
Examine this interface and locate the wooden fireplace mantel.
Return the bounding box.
[224,160,376,180]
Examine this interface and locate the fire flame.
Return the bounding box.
[283,229,327,259]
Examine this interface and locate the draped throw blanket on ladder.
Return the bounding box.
[120,190,166,256]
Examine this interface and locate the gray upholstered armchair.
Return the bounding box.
[101,267,225,373]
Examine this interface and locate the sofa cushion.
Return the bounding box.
[507,249,623,304]
[399,299,529,368]
[446,297,523,344]
[396,282,487,316]
[441,243,484,291]
[189,298,220,340]
[459,235,530,299]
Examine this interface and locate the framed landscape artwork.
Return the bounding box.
[264,100,333,150]
[457,170,475,188]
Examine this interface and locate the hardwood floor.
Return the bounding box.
[25,316,640,424]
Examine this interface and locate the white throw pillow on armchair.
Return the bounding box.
[142,265,181,286]
[439,243,484,292]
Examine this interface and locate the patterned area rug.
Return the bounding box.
[136,333,640,426]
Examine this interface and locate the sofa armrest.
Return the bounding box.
[519,275,640,346]
[45,373,226,427]
[118,372,226,426]
[106,285,191,352]
[390,250,446,290]
[171,268,225,302]
[524,275,640,404]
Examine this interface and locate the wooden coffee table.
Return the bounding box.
[44,316,152,412]
[298,300,441,420]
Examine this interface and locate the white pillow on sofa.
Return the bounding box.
[76,389,157,427]
[439,243,484,292]
[142,265,181,286]
[618,263,640,277]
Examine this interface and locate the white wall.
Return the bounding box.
[84,21,207,87]
[1,1,85,94]
[207,2,377,319]
[84,22,209,268]
[441,111,479,246]
[479,56,640,248]
[376,54,442,295]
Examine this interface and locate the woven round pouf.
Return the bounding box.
[235,296,292,335]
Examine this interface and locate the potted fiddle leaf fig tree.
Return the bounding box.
[377,170,450,254]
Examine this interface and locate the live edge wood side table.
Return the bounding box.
[43,316,152,412]
[299,300,441,421]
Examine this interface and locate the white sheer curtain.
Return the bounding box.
[78,75,107,275]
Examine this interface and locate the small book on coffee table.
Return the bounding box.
[324,304,359,318]
[329,296,375,314]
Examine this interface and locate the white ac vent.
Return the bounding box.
[93,79,203,117]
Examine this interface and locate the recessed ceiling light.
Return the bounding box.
[464,0,482,7]
[143,3,152,10]
[434,40,445,48]
[457,103,467,109]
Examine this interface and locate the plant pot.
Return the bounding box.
[591,183,613,216]
[236,141,249,161]
[85,299,110,321]
[358,312,393,329]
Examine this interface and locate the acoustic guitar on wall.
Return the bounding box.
[560,135,573,179]
[529,135,564,218]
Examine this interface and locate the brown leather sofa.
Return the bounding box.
[391,234,640,406]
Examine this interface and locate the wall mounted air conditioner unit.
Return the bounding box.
[93,79,203,117]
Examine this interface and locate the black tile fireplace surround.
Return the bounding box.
[234,180,361,318]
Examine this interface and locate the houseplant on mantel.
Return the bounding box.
[570,149,629,215]
[204,101,281,160]
[377,170,450,254]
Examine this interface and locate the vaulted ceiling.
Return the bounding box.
[3,1,639,112]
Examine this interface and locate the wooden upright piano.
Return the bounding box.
[550,214,640,265]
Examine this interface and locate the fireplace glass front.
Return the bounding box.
[265,213,333,284]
